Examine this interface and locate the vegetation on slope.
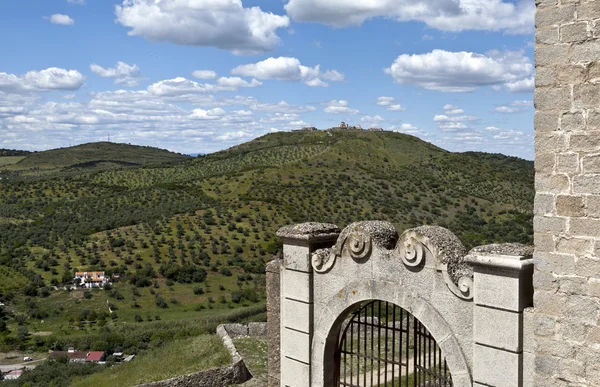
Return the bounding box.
[12,142,190,171]
[0,131,533,356]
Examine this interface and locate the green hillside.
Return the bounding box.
[0,130,533,355]
[13,142,191,170]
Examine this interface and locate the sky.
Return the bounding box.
[0,0,536,159]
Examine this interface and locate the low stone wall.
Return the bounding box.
[137,323,266,387]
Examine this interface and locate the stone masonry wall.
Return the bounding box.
[534,0,600,385]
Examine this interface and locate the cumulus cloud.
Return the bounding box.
[493,129,525,140]
[376,96,406,111]
[216,77,262,88]
[224,97,316,113]
[284,0,534,34]
[361,115,385,127]
[443,104,464,114]
[504,76,534,93]
[231,57,343,87]
[434,110,478,131]
[389,123,426,136]
[192,70,217,80]
[493,106,525,113]
[46,14,74,25]
[385,49,533,92]
[511,100,533,106]
[324,100,359,115]
[0,68,85,93]
[115,0,290,55]
[189,108,227,120]
[90,61,142,87]
[68,0,86,4]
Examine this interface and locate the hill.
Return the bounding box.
[13,142,191,170]
[0,130,533,357]
[0,149,33,157]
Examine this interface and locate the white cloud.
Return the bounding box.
[231,57,343,87]
[361,115,385,127]
[377,97,395,106]
[486,126,501,131]
[190,108,227,120]
[115,0,290,55]
[217,130,255,141]
[504,76,534,93]
[217,77,262,88]
[433,114,477,122]
[438,122,468,130]
[376,97,406,111]
[225,98,316,113]
[511,100,533,106]
[493,129,525,140]
[0,68,85,93]
[47,14,74,25]
[324,100,359,115]
[90,62,142,87]
[443,104,465,114]
[389,123,426,136]
[493,106,525,113]
[68,0,85,4]
[385,49,533,92]
[192,70,218,80]
[284,0,534,34]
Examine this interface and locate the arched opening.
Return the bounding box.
[335,300,453,387]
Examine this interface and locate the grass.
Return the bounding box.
[0,156,26,166]
[69,335,231,387]
[231,336,268,386]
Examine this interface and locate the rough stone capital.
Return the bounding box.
[465,243,534,272]
[277,222,340,244]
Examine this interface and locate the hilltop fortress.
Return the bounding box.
[293,121,385,132]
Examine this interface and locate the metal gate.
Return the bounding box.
[335,300,453,387]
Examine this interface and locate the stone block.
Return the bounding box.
[574,83,600,109]
[575,256,600,277]
[282,298,311,333]
[573,174,600,194]
[533,269,558,291]
[473,267,533,312]
[535,174,570,194]
[534,194,555,216]
[589,63,600,84]
[537,27,560,44]
[565,295,600,324]
[583,154,600,173]
[556,237,593,255]
[473,344,522,387]
[283,243,311,273]
[556,152,579,173]
[249,322,267,337]
[556,195,585,216]
[577,1,600,21]
[560,112,584,132]
[474,305,522,351]
[282,269,311,302]
[535,111,560,132]
[534,252,576,274]
[533,216,567,234]
[586,195,600,217]
[570,132,600,152]
[587,277,600,297]
[536,66,556,87]
[535,5,576,28]
[571,40,600,63]
[560,22,589,42]
[535,153,555,173]
[535,131,568,153]
[523,308,536,349]
[533,290,567,316]
[558,275,588,294]
[534,86,572,110]
[523,351,535,387]
[280,356,310,387]
[570,217,600,237]
[281,327,310,363]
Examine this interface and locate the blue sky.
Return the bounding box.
[0,0,535,159]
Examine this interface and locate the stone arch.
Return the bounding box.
[312,280,472,387]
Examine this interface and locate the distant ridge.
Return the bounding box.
[0,148,34,157]
[16,142,191,170]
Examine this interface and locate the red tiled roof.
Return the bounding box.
[86,351,105,362]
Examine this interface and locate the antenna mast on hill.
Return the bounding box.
[107,133,110,142]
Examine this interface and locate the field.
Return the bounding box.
[0,156,26,167]
[0,131,533,359]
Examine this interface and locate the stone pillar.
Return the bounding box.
[266,259,282,387]
[534,1,600,385]
[276,223,340,387]
[466,244,533,387]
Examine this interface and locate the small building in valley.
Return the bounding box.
[74,271,108,288]
[4,370,23,380]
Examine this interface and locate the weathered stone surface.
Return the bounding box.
[573,174,600,193]
[266,259,281,387]
[537,27,560,44]
[534,86,572,109]
[556,152,579,173]
[570,132,600,151]
[571,40,600,63]
[535,174,570,193]
[276,222,340,240]
[469,243,534,257]
[535,5,576,28]
[586,195,600,217]
[535,111,560,132]
[560,112,584,131]
[561,21,589,42]
[583,154,600,173]
[573,83,600,108]
[534,193,555,215]
[556,195,585,216]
